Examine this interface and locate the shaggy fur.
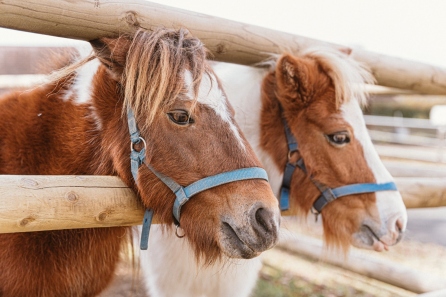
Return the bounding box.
[0,28,279,296]
[141,48,407,297]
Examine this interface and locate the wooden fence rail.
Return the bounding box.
[1,0,446,94]
[1,175,445,234]
[0,175,144,233]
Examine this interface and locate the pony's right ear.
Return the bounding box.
[90,37,131,80]
[275,54,314,108]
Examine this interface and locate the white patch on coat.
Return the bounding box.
[72,58,100,104]
[341,99,407,231]
[60,45,103,130]
[184,70,246,151]
[213,62,284,197]
[139,225,262,297]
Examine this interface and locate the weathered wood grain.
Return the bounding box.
[0,175,145,233]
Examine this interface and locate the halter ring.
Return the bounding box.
[175,225,186,238]
[310,207,320,222]
[310,207,320,215]
[287,150,299,163]
[130,136,147,152]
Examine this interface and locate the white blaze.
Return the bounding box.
[213,62,283,197]
[184,70,246,151]
[341,99,407,230]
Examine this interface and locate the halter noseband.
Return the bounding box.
[279,115,397,221]
[127,108,269,250]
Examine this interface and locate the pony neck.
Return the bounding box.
[213,62,283,198]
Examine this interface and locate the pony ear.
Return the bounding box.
[338,46,352,56]
[90,37,131,80]
[275,54,313,108]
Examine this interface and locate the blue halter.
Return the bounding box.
[127,108,269,250]
[279,115,397,220]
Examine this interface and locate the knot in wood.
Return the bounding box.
[65,191,79,202]
[125,11,140,27]
[216,43,227,55]
[20,217,35,227]
[20,178,39,189]
[97,211,108,222]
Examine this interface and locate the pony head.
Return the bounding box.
[260,48,407,252]
[89,28,280,262]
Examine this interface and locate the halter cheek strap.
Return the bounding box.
[279,115,398,221]
[127,108,269,250]
[279,116,299,211]
[128,108,153,250]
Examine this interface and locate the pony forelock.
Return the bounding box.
[123,28,208,131]
[261,46,374,108]
[300,46,374,108]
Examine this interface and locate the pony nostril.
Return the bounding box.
[251,206,277,236]
[395,217,404,233]
[255,208,271,232]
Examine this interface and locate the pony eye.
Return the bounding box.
[167,110,194,125]
[326,132,350,146]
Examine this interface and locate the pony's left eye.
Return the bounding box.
[167,110,194,125]
[326,132,350,146]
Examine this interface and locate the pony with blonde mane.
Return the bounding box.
[141,46,407,297]
[0,28,281,296]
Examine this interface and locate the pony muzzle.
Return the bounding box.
[355,214,405,252]
[219,202,280,259]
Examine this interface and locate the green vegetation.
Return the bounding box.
[252,264,375,297]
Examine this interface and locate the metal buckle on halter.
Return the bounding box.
[287,150,299,164]
[130,136,147,152]
[310,207,320,222]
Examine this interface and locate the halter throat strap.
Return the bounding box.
[127,108,269,250]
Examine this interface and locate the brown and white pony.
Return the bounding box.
[141,48,407,297]
[0,28,281,296]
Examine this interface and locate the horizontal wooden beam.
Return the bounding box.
[0,0,445,94]
[396,177,446,208]
[278,233,446,293]
[418,289,446,297]
[0,175,444,234]
[0,175,145,233]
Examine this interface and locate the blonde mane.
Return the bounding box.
[300,46,374,107]
[123,28,208,130]
[262,46,374,107]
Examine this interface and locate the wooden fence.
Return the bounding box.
[1,0,446,95]
[0,0,445,230]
